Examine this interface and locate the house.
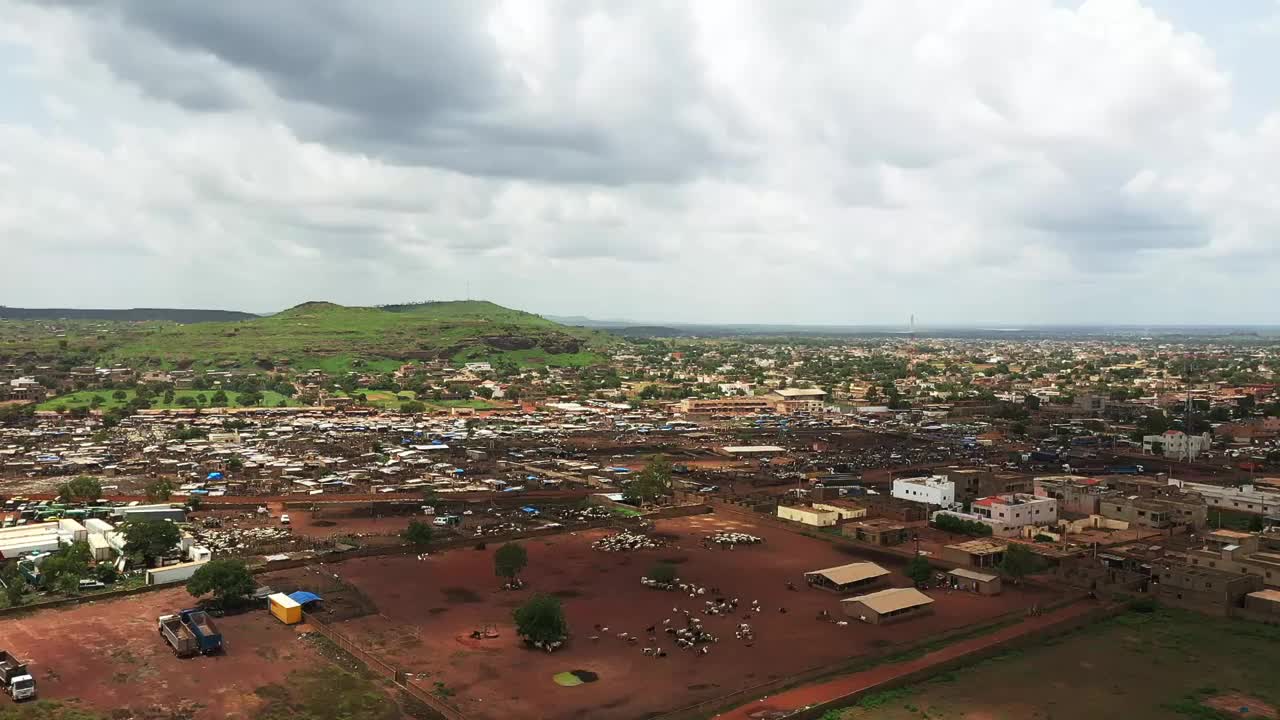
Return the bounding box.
[841,587,935,624]
[812,501,869,521]
[891,476,955,508]
[804,562,890,593]
[1034,475,1105,516]
[1149,562,1262,616]
[1142,430,1212,461]
[949,468,1032,504]
[946,568,1003,595]
[1244,589,1280,617]
[1099,493,1207,530]
[841,519,911,546]
[777,504,839,527]
[941,539,1007,569]
[972,493,1057,528]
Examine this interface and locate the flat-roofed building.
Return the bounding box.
[841,518,911,546]
[804,562,890,593]
[777,504,839,527]
[841,587,935,624]
[941,539,1008,569]
[946,568,1003,595]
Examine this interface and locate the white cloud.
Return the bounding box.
[0,0,1277,324]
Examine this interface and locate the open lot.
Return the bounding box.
[262,513,1060,720]
[0,587,343,719]
[831,607,1280,720]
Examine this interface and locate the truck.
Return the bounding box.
[0,650,36,702]
[158,614,200,658]
[179,609,223,655]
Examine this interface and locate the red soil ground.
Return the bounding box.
[0,587,319,718]
[263,513,1062,720]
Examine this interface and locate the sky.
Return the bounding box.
[2,0,1279,326]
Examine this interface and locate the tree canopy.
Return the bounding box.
[513,594,568,647]
[649,562,677,585]
[187,558,256,608]
[906,555,932,588]
[59,475,102,502]
[494,542,529,581]
[998,543,1045,582]
[625,454,673,506]
[146,479,175,503]
[403,520,434,548]
[122,518,181,567]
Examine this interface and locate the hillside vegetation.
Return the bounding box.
[94,301,609,370]
[0,306,256,323]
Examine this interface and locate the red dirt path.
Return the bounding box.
[263,513,1063,720]
[711,598,1097,720]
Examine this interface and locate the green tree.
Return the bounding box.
[210,389,229,407]
[41,540,92,595]
[403,520,434,548]
[998,544,1045,584]
[146,479,175,503]
[59,475,103,502]
[625,454,673,506]
[513,594,568,648]
[1249,514,1265,533]
[906,555,932,588]
[649,562,677,585]
[494,542,529,584]
[1,564,27,606]
[400,400,427,414]
[186,558,256,609]
[111,389,128,401]
[122,519,181,567]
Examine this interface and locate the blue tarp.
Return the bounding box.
[288,591,322,605]
[206,472,223,480]
[520,506,539,514]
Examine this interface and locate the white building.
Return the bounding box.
[1143,430,1212,461]
[933,493,1057,537]
[1169,479,1280,517]
[892,476,955,508]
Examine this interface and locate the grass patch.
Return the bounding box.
[254,666,400,720]
[39,389,298,411]
[0,700,103,720]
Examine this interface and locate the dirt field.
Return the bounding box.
[262,513,1060,720]
[0,588,325,718]
[832,607,1280,720]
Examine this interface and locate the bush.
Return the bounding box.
[931,513,993,537]
[649,562,677,585]
[1129,597,1158,613]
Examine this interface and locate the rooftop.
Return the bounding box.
[805,562,890,586]
[843,587,935,614]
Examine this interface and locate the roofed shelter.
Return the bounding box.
[804,562,889,593]
[841,587,935,624]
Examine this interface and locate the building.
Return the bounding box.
[970,493,1057,529]
[1149,562,1262,616]
[777,504,839,527]
[1073,394,1109,414]
[949,468,1032,504]
[946,568,1003,595]
[678,397,775,418]
[841,587,935,624]
[812,501,869,521]
[804,562,890,592]
[1099,493,1207,530]
[941,539,1007,569]
[841,519,911,546]
[765,388,828,414]
[1034,475,1105,516]
[860,495,929,523]
[1244,589,1280,617]
[1168,479,1280,518]
[891,476,955,508]
[1143,430,1212,461]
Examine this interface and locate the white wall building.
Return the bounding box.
[892,476,955,508]
[1169,479,1280,517]
[1143,430,1212,461]
[971,494,1057,528]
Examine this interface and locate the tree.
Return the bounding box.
[111,389,128,401]
[41,540,91,595]
[59,475,102,502]
[494,542,529,585]
[1249,514,1265,533]
[210,389,229,407]
[186,558,256,609]
[122,519,181,567]
[513,594,568,648]
[400,400,427,414]
[403,520,434,548]
[625,455,673,506]
[1,565,27,606]
[998,544,1045,584]
[146,479,175,503]
[906,555,932,588]
[649,562,677,585]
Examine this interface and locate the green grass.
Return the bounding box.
[0,700,102,720]
[253,665,401,720]
[826,607,1280,720]
[93,300,610,370]
[39,389,299,411]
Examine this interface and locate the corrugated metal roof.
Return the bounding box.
[844,587,934,615]
[805,562,889,586]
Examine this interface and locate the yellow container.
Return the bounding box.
[268,593,302,625]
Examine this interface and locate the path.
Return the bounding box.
[711,598,1098,720]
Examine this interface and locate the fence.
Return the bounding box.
[304,613,468,720]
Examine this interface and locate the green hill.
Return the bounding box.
[102,301,610,370]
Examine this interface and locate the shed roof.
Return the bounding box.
[804,562,889,586]
[1247,589,1280,604]
[947,568,999,583]
[843,587,935,615]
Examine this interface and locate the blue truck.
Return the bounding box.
[178,609,223,655]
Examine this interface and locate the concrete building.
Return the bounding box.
[1168,479,1280,518]
[805,562,890,593]
[971,494,1057,528]
[892,476,955,508]
[766,388,828,414]
[812,501,869,522]
[1150,562,1262,616]
[678,396,776,418]
[1143,430,1212,461]
[941,539,1007,569]
[1034,475,1105,516]
[777,504,839,527]
[841,519,911,546]
[841,587,935,624]
[946,568,1003,595]
[949,468,1032,504]
[1099,493,1207,529]
[1244,589,1280,617]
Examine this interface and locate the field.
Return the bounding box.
[96,301,610,369]
[0,587,408,720]
[261,513,1059,720]
[38,389,298,411]
[829,607,1280,720]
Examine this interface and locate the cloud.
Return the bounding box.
[1,0,1278,323]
